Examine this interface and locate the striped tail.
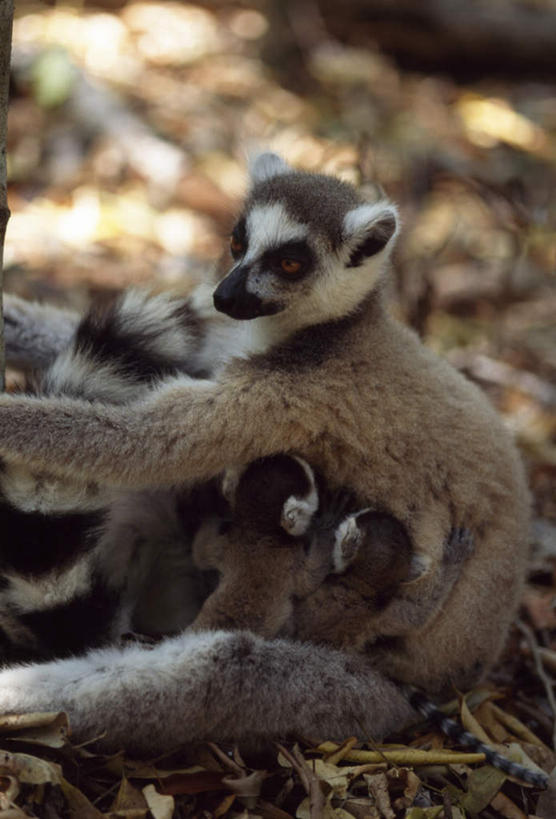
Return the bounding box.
[408,688,548,789]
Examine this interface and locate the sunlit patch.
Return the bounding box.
[5,186,216,270]
[14,10,136,82]
[457,94,550,156]
[227,9,268,41]
[122,2,221,66]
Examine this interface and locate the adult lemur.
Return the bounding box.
[0,153,530,756]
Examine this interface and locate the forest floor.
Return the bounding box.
[2,1,556,816]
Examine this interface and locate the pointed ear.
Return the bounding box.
[343,202,399,268]
[249,152,291,185]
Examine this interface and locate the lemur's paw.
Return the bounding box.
[281,496,315,536]
[332,514,363,573]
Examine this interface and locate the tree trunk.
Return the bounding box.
[0,0,14,392]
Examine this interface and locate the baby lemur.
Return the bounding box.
[193,455,547,789]
[0,153,531,759]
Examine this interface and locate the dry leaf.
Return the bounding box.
[213,792,236,817]
[489,790,528,818]
[158,769,226,795]
[142,784,174,819]
[59,777,104,819]
[0,712,69,748]
[222,770,267,802]
[111,777,148,811]
[0,751,62,785]
[458,766,507,815]
[461,694,493,744]
[364,772,395,819]
[317,743,485,766]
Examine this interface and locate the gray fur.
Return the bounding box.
[0,630,415,754]
[3,294,79,370]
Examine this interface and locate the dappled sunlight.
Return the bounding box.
[457,93,552,156]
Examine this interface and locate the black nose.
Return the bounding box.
[213,266,278,320]
[213,266,246,316]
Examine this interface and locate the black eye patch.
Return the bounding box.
[230,217,248,258]
[262,241,315,280]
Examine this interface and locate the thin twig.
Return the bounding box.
[206,742,244,776]
[517,619,556,750]
[276,744,325,818]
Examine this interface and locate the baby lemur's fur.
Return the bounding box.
[0,153,530,754]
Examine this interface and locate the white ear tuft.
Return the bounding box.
[344,202,399,239]
[343,202,399,266]
[249,152,291,185]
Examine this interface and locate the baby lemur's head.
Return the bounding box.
[222,454,320,539]
[213,153,399,330]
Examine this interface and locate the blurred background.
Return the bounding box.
[4,0,556,547]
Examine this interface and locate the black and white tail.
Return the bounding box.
[408,688,548,789]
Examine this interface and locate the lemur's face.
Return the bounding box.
[213,153,399,323]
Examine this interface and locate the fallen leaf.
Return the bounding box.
[364,772,395,819]
[59,777,104,818]
[0,751,62,785]
[111,777,148,811]
[142,784,174,819]
[157,769,226,794]
[0,712,69,748]
[489,790,528,818]
[317,743,486,766]
[459,766,507,814]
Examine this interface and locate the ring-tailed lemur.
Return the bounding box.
[0,154,531,763]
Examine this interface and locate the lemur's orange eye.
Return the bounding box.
[230,236,244,255]
[280,259,301,275]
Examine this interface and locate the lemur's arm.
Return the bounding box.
[3,294,80,370]
[0,630,415,754]
[0,368,313,488]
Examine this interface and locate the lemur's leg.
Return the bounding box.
[0,630,416,754]
[3,294,79,371]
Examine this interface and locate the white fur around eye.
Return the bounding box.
[245,204,308,264]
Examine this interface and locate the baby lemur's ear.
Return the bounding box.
[343,201,399,268]
[249,152,291,185]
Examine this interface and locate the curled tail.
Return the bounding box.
[0,630,415,755]
[408,688,548,789]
